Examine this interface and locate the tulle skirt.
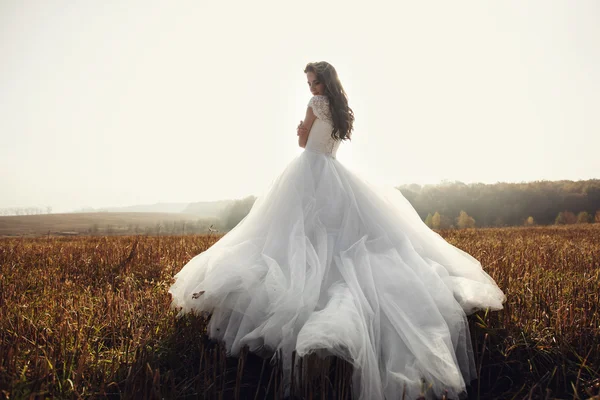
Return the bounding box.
[168,149,506,399]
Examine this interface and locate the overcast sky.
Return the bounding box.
[1,0,599,213]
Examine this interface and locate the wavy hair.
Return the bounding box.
[304,61,354,141]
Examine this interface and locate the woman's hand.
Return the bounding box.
[297,120,308,136]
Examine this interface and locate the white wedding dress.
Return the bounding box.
[168,95,506,399]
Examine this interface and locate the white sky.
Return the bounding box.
[1,0,599,213]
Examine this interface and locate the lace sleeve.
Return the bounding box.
[307,95,332,123]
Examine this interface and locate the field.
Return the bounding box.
[0,212,218,237]
[1,226,599,399]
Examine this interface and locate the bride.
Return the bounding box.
[168,61,506,399]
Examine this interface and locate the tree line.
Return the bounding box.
[0,206,52,216]
[398,179,600,228]
[5,179,598,230]
[220,179,600,230]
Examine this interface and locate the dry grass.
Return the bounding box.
[0,226,599,399]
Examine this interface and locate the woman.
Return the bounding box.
[168,61,506,400]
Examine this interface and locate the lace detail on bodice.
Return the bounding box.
[305,95,341,158]
[307,95,333,124]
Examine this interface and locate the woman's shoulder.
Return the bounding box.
[307,95,329,107]
[307,95,332,123]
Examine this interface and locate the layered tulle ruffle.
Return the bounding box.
[168,149,506,399]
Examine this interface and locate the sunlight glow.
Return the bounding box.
[0,0,598,212]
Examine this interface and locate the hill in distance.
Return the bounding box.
[73,200,233,217]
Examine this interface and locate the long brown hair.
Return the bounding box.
[304,61,354,141]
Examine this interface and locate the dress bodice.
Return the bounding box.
[305,95,341,159]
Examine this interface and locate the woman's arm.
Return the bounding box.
[298,106,317,148]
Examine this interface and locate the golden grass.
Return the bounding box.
[0,226,599,399]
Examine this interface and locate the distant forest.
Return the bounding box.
[397,179,600,228]
[222,179,600,230]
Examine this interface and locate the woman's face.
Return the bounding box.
[306,71,325,96]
